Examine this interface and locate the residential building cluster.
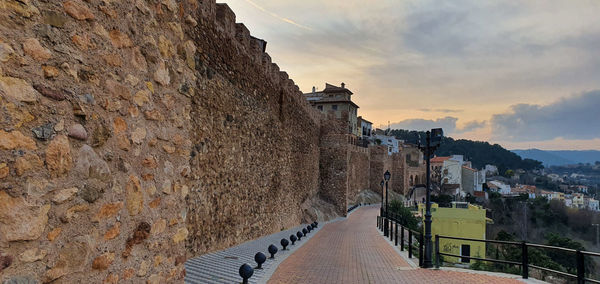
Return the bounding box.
[304,80,599,215]
[484,179,600,211]
[429,155,486,200]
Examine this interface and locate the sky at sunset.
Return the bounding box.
[219,0,600,150]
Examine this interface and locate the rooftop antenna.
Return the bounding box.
[387,121,390,135]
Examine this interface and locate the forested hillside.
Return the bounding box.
[390,129,543,173]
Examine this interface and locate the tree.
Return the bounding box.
[431,194,453,207]
[504,169,515,177]
[387,199,420,231]
[544,233,595,275]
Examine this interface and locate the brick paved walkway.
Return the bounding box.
[268,206,525,284]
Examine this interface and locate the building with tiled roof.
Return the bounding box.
[304,83,359,136]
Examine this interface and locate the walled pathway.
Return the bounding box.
[184,217,344,284]
[268,206,526,284]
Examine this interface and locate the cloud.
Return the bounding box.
[241,0,313,30]
[419,108,464,113]
[221,0,600,149]
[491,91,600,141]
[389,117,485,134]
[460,120,487,133]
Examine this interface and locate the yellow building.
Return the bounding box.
[419,202,491,264]
[573,193,585,208]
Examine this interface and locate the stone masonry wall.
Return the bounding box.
[0,0,331,283]
[0,0,408,283]
[347,146,369,205]
[184,2,325,255]
[366,146,403,203]
[318,120,349,215]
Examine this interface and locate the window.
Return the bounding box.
[461,245,471,263]
[317,105,323,111]
[332,105,338,110]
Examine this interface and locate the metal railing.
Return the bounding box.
[377,211,424,267]
[434,235,600,284]
[376,212,600,283]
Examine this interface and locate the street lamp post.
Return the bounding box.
[380,180,385,218]
[384,170,391,237]
[418,128,443,269]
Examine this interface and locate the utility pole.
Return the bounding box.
[417,128,443,268]
[593,224,599,247]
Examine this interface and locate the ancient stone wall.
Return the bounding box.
[318,122,349,215]
[0,0,330,283]
[347,146,369,205]
[184,2,326,255]
[0,1,412,283]
[365,146,405,203]
[390,152,405,195]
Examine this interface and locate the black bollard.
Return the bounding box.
[307,225,312,232]
[280,238,289,250]
[302,228,308,235]
[254,252,266,269]
[311,223,316,229]
[239,263,254,284]
[314,221,319,227]
[268,244,278,259]
[290,234,297,245]
[296,231,303,241]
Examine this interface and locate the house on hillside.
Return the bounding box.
[573,193,585,209]
[487,180,511,195]
[565,198,573,207]
[512,184,536,199]
[577,185,589,194]
[373,132,400,155]
[462,166,478,196]
[431,156,451,185]
[304,83,359,136]
[589,198,599,211]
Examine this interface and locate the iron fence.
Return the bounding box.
[377,211,600,283]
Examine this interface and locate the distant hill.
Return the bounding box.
[512,149,600,166]
[390,129,543,173]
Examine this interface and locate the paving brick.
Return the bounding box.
[268,206,524,284]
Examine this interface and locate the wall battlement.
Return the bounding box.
[198,2,318,125]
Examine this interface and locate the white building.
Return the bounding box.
[547,173,564,183]
[565,198,573,207]
[462,166,485,195]
[442,159,463,186]
[449,155,464,163]
[488,180,511,195]
[589,199,599,211]
[461,166,477,196]
[573,193,585,209]
[476,170,486,191]
[374,134,400,155]
[357,116,372,138]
